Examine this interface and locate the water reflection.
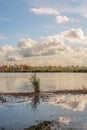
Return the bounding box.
[0,73,87,92]
[0,93,87,130]
[0,73,87,130]
[17,93,87,112]
[1,92,86,113]
[31,94,40,111]
[41,94,87,112]
[58,117,71,125]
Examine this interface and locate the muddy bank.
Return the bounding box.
[1,89,87,97]
[24,120,82,130]
[24,121,51,130]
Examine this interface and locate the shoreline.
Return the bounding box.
[0,71,87,73]
[1,89,87,97]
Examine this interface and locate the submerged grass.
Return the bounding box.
[24,121,51,130]
[30,74,40,93]
[24,120,79,130]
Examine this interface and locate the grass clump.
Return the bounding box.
[24,121,51,130]
[30,74,40,93]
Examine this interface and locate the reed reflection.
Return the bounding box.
[30,74,40,110]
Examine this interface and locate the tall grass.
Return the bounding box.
[30,74,40,93]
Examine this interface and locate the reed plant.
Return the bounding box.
[30,74,40,93]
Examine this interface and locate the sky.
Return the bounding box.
[0,0,87,66]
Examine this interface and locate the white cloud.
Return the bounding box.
[30,7,70,25]
[18,38,36,48]
[27,0,87,14]
[0,45,16,61]
[0,45,15,56]
[61,28,86,43]
[2,45,15,53]
[30,8,59,15]
[18,35,68,57]
[0,28,87,66]
[18,38,36,57]
[7,56,20,61]
[56,15,70,23]
[15,32,87,66]
[18,47,33,57]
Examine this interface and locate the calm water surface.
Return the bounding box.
[0,73,87,92]
[0,73,87,130]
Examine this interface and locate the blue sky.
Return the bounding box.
[0,0,87,66]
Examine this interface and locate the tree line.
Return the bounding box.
[0,64,87,72]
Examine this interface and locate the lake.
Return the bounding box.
[0,73,87,92]
[0,73,87,130]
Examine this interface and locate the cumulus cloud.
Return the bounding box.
[61,28,87,43]
[0,28,87,66]
[35,36,65,55]
[0,45,16,63]
[2,45,15,53]
[0,45,15,56]
[17,36,69,57]
[17,38,35,57]
[7,56,20,61]
[18,28,86,61]
[18,47,33,57]
[17,38,36,57]
[18,38,36,48]
[30,8,59,15]
[30,7,70,25]
[56,15,70,23]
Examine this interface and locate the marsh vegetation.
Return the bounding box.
[30,74,40,93]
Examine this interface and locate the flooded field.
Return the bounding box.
[0,73,87,92]
[0,73,87,130]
